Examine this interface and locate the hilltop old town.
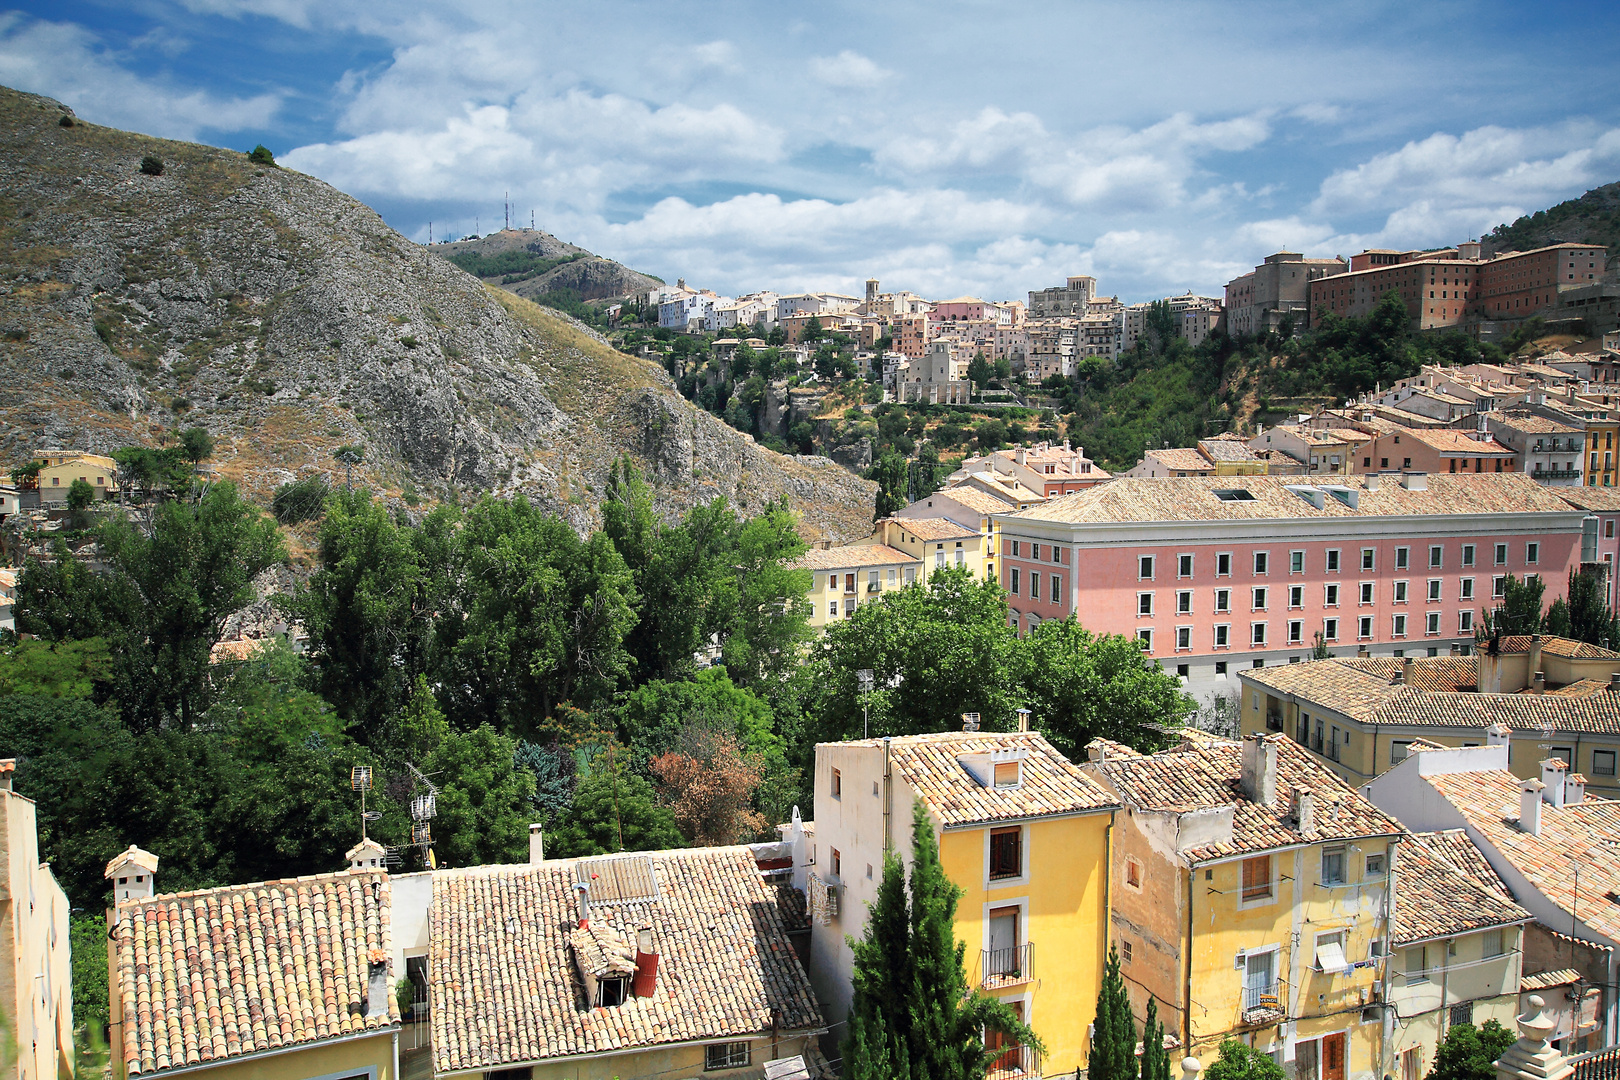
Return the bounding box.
[9,8,1620,1080]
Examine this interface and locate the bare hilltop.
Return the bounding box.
[0,86,874,538]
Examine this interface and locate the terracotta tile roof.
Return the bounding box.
[931,485,1019,514]
[887,517,977,542]
[1398,428,1517,456]
[1086,734,1403,862]
[834,731,1117,828]
[1556,489,1620,512]
[1547,679,1613,698]
[1414,829,1515,900]
[1492,412,1581,435]
[1393,834,1529,945]
[113,871,397,1076]
[1013,473,1577,525]
[1145,448,1216,472]
[1521,968,1581,991]
[430,848,823,1074]
[1197,440,1260,463]
[1495,635,1620,660]
[1427,769,1620,942]
[790,544,915,572]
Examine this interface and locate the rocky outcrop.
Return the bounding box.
[0,86,874,541]
[433,228,662,302]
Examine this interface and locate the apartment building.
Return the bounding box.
[1224,252,1349,338]
[1479,244,1608,318]
[1236,639,1620,794]
[1483,412,1585,485]
[807,729,1118,1076]
[1082,732,1401,1078]
[1248,425,1363,476]
[793,544,920,629]
[1555,487,1620,603]
[34,448,118,501]
[853,516,985,578]
[1123,439,1265,478]
[996,473,1585,704]
[1,761,73,1080]
[1352,426,1518,475]
[950,441,1109,498]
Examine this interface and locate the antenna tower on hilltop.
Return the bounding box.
[505,190,510,231]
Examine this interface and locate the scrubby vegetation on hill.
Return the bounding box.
[444,248,586,283]
[1486,180,1620,256]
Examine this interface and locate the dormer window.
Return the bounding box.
[993,761,1021,788]
[600,976,630,1007]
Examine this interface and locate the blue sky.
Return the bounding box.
[5,1,1619,304]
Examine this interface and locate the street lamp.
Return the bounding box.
[857,669,873,738]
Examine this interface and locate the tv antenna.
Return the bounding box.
[407,762,440,868]
[350,765,378,841]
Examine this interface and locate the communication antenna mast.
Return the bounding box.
[350,765,376,840]
[505,190,510,230]
[406,762,440,868]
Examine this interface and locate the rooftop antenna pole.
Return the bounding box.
[857,669,873,738]
[406,762,440,869]
[350,765,373,841]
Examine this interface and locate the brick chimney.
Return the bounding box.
[633,924,660,997]
[1240,734,1278,805]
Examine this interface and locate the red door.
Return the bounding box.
[1322,1033,1346,1080]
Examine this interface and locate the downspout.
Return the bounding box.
[883,737,893,853]
[1184,862,1196,1053]
[392,1027,400,1080]
[1438,938,1451,1043]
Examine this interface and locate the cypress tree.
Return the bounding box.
[1140,996,1170,1080]
[1090,946,1137,1080]
[844,847,913,1080]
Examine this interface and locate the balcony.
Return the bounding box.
[1242,980,1286,1025]
[1265,712,1284,733]
[981,943,1034,990]
[986,1043,1040,1080]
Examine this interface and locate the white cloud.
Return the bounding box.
[809,50,893,89]
[0,13,279,139]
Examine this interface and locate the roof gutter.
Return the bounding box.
[131,1024,399,1079]
[1185,831,1406,867]
[1393,914,1534,948]
[939,804,1122,831]
[435,1025,832,1078]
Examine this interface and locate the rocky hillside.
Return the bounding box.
[435,228,662,303]
[1486,180,1620,262]
[0,86,874,539]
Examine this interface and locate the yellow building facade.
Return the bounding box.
[810,730,1118,1077]
[1084,733,1402,1080]
[795,543,920,629]
[34,449,118,500]
[1,761,74,1080]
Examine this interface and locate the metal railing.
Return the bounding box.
[986,1043,1039,1080]
[981,943,1034,987]
[1243,980,1285,1021]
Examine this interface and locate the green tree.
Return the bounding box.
[247,144,276,166]
[813,566,1018,740]
[423,720,536,868]
[1205,1039,1286,1080]
[1140,996,1170,1080]
[866,450,909,520]
[801,315,824,343]
[1311,631,1333,660]
[1481,573,1546,637]
[66,477,96,511]
[71,914,110,1041]
[843,803,1039,1080]
[545,767,684,857]
[967,353,993,391]
[1015,618,1193,760]
[1089,946,1136,1080]
[9,459,41,489]
[1426,1020,1515,1080]
[0,638,111,699]
[177,427,215,464]
[1543,568,1620,647]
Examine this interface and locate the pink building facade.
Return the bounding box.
[995,474,1588,705]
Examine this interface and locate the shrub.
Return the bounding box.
[94,321,114,345]
[58,114,73,127]
[139,155,164,176]
[272,477,331,525]
[399,335,418,349]
[247,145,277,167]
[66,478,96,511]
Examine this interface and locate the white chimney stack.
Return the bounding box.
[1540,758,1569,807]
[1566,774,1587,805]
[1292,787,1316,836]
[1486,722,1512,748]
[1241,734,1279,805]
[575,881,590,929]
[1519,778,1545,835]
[105,845,159,907]
[529,823,545,865]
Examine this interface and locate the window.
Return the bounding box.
[831,848,841,878]
[1253,587,1268,610]
[1010,541,1020,557]
[1010,568,1019,595]
[1291,550,1305,573]
[1594,750,1617,777]
[1494,543,1507,565]
[1215,661,1228,675]
[1177,626,1192,650]
[1393,614,1407,637]
[989,826,1021,879]
[1125,857,1143,889]
[1359,616,1373,639]
[1137,628,1153,651]
[1459,610,1474,634]
[1361,548,1375,571]
[1216,552,1232,576]
[1324,584,1340,606]
[829,601,838,617]
[1324,618,1339,641]
[1241,855,1273,901]
[1139,555,1155,580]
[1138,592,1154,615]
[1395,546,1410,570]
[1289,585,1303,608]
[1030,571,1040,598]
[1482,928,1505,959]
[1406,945,1430,983]
[1176,663,1189,677]
[1527,542,1539,564]
[1429,545,1443,569]
[1178,553,1194,577]
[1493,575,1506,598]
[869,570,880,590]
[1321,845,1347,886]
[706,1042,751,1071]
[1215,624,1230,648]
[1449,1002,1474,1028]
[831,769,842,799]
[1426,612,1440,635]
[1462,544,1476,568]
[1254,551,1269,575]
[1360,582,1374,604]
[1427,579,1442,602]
[1365,851,1387,877]
[1392,740,1412,763]
[1177,590,1193,614]
[1215,588,1231,613]
[1051,575,1061,604]
[1289,620,1303,643]
[1460,577,1474,601]
[1326,549,1340,572]
[1252,623,1267,646]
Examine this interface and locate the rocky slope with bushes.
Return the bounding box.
[0,86,873,538]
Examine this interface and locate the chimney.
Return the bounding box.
[1610,671,1620,692]
[1519,778,1544,834]
[633,924,660,997]
[575,881,590,929]
[0,758,12,792]
[1402,656,1415,686]
[1240,734,1279,805]
[1541,758,1568,807]
[1533,671,1546,694]
[1528,634,1544,678]
[1366,473,1380,492]
[366,950,391,1019]
[1017,707,1031,732]
[1477,650,1504,694]
[1486,722,1512,747]
[529,823,545,865]
[105,845,159,908]
[1401,471,1428,490]
[1566,774,1588,805]
[1292,787,1316,836]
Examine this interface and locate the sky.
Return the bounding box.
[5,1,1620,304]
